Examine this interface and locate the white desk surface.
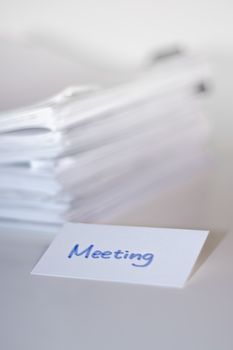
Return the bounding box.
[1,151,233,350]
[0,40,233,349]
[0,222,232,350]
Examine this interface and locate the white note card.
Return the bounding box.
[31,223,209,288]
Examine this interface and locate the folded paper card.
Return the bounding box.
[31,223,209,288]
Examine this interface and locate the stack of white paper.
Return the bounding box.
[0,51,210,232]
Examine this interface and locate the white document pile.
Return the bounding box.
[0,52,210,232]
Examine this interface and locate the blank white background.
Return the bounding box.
[0,0,232,66]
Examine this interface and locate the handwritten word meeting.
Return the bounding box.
[68,244,154,267]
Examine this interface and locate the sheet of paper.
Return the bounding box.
[31,223,208,288]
